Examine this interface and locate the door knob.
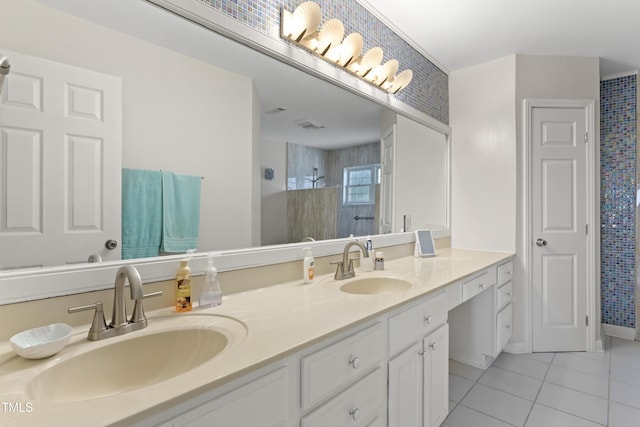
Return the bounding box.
[105,239,118,250]
[536,238,547,247]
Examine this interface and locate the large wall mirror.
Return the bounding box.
[0,0,450,301]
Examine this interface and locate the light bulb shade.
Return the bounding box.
[389,69,413,94]
[350,47,383,77]
[370,59,399,86]
[316,19,344,55]
[292,1,321,41]
[327,33,363,66]
[337,33,363,67]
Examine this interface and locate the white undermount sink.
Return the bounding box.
[339,276,413,295]
[25,314,246,403]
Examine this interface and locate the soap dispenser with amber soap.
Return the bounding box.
[176,259,192,312]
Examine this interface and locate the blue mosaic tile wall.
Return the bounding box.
[197,0,449,124]
[600,74,637,328]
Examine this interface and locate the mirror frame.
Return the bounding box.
[0,0,451,305]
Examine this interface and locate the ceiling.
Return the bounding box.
[361,0,640,78]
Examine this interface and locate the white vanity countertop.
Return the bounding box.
[0,248,512,426]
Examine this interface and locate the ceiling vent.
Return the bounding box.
[295,119,325,130]
[265,107,287,115]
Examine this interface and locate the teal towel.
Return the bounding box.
[121,169,162,259]
[161,171,201,253]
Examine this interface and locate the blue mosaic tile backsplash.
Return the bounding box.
[600,74,636,328]
[197,0,449,124]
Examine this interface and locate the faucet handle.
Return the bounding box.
[130,291,162,324]
[68,302,108,341]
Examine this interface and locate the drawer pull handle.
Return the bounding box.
[424,315,433,324]
[506,324,511,329]
[349,408,361,421]
[430,342,437,351]
[348,355,360,369]
[506,291,512,297]
[479,282,485,289]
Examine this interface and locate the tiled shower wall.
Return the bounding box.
[197,0,449,124]
[600,74,637,329]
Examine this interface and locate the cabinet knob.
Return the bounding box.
[430,342,437,351]
[424,315,433,324]
[479,282,485,290]
[349,408,361,421]
[506,291,512,297]
[506,324,512,329]
[348,355,360,369]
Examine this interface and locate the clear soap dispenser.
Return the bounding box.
[199,253,222,308]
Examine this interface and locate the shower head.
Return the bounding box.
[0,55,10,96]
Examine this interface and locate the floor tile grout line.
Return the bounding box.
[455,402,520,427]
[520,352,555,427]
[532,401,607,426]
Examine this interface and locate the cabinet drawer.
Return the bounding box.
[496,281,513,311]
[301,368,386,427]
[496,303,513,354]
[497,261,514,287]
[388,292,447,357]
[301,322,385,409]
[462,267,496,302]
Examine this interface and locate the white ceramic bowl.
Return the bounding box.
[10,323,73,359]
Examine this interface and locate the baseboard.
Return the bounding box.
[503,341,530,354]
[602,323,636,340]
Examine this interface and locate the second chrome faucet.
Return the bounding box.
[333,240,369,280]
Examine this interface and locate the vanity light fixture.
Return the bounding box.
[281,2,412,94]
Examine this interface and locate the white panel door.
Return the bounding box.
[423,324,448,427]
[531,106,587,352]
[0,49,121,269]
[380,126,395,234]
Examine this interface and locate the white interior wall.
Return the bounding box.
[450,55,517,252]
[450,54,600,351]
[2,0,256,252]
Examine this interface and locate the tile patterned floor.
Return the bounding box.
[443,337,640,427]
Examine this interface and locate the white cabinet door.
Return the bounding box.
[0,49,121,269]
[157,366,292,427]
[388,342,422,427]
[423,324,448,427]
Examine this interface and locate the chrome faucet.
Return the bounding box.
[333,240,369,280]
[69,265,161,341]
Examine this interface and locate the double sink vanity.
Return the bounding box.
[0,247,513,426]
